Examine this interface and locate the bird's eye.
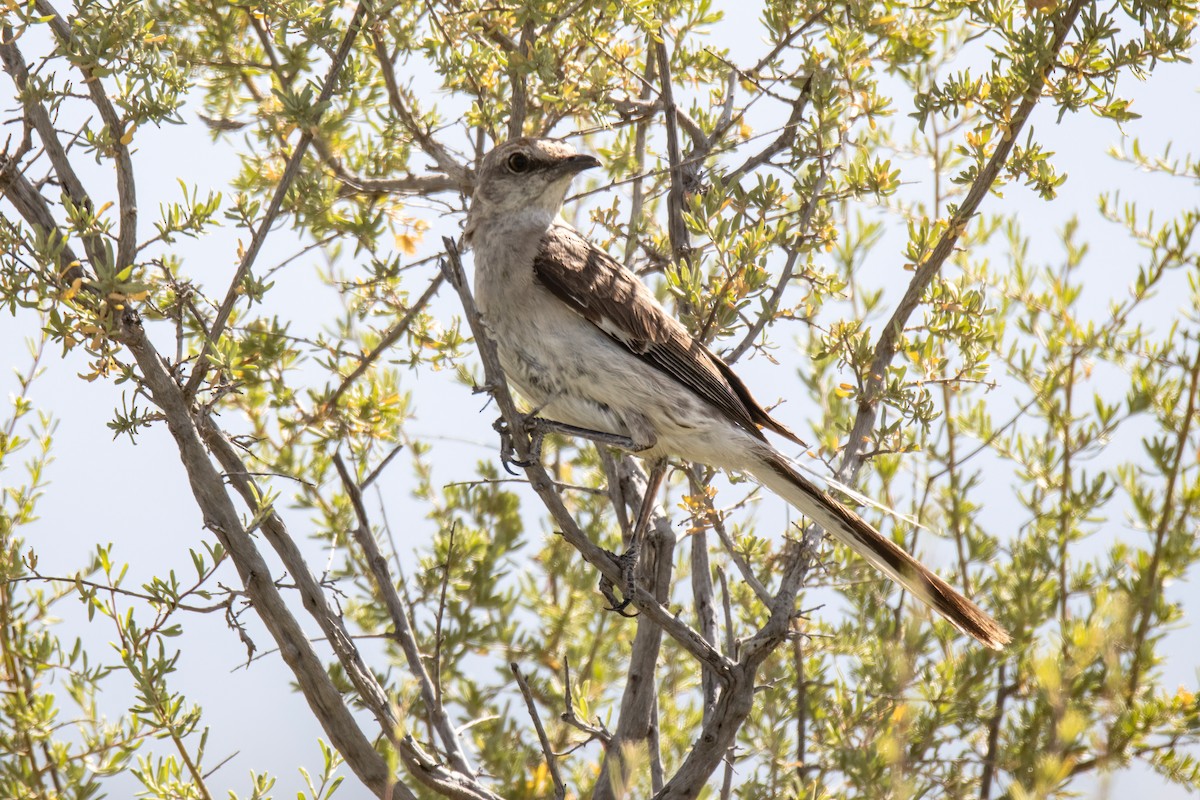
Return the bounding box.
[506,152,531,173]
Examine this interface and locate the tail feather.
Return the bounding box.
[749,448,1010,650]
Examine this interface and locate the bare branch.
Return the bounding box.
[370,28,471,187]
[116,317,398,798]
[332,452,476,777]
[725,77,812,184]
[314,131,466,196]
[506,18,534,138]
[510,663,566,800]
[623,42,657,266]
[979,662,1010,800]
[685,469,719,719]
[0,31,106,272]
[207,422,504,800]
[655,664,759,800]
[32,0,137,271]
[595,466,677,800]
[654,37,692,269]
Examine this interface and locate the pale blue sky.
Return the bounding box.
[1,3,1197,797]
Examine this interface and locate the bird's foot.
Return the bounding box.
[493,416,544,474]
[598,547,640,617]
[497,415,642,474]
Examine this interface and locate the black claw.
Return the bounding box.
[608,598,638,617]
[494,414,546,472]
[599,579,638,617]
[598,554,639,617]
[494,417,521,474]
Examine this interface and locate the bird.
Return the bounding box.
[464,136,1010,650]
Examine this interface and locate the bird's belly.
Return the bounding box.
[492,331,750,470]
[478,284,758,470]
[493,328,631,436]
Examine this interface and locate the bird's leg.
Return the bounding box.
[493,403,554,472]
[603,458,667,615]
[497,413,641,473]
[526,418,640,450]
[492,417,527,475]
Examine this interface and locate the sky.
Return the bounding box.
[0,2,1198,798]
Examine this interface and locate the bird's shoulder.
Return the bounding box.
[532,222,679,350]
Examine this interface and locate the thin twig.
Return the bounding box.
[362,443,406,489]
[510,663,567,800]
[837,0,1091,482]
[725,77,812,181]
[6,574,228,615]
[323,271,444,411]
[561,658,611,745]
[186,0,373,397]
[1123,342,1200,706]
[432,522,456,707]
[331,452,476,777]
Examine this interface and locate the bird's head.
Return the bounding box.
[467,138,601,236]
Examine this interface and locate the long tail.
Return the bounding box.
[748,447,1010,650]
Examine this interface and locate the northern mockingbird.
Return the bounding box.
[465,137,1009,650]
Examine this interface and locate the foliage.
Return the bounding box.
[1,0,1198,796]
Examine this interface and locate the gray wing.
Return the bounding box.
[532,224,803,446]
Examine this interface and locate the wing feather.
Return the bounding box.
[532,224,802,446]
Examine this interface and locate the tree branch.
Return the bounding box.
[186,0,373,397]
[687,473,719,720]
[0,156,86,286]
[369,28,471,188]
[32,0,137,271]
[0,31,107,273]
[204,424,501,800]
[116,317,398,799]
[837,0,1091,482]
[511,663,566,800]
[654,37,692,269]
[322,271,444,411]
[332,452,476,777]
[595,466,677,800]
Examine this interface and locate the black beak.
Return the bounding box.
[560,154,602,174]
